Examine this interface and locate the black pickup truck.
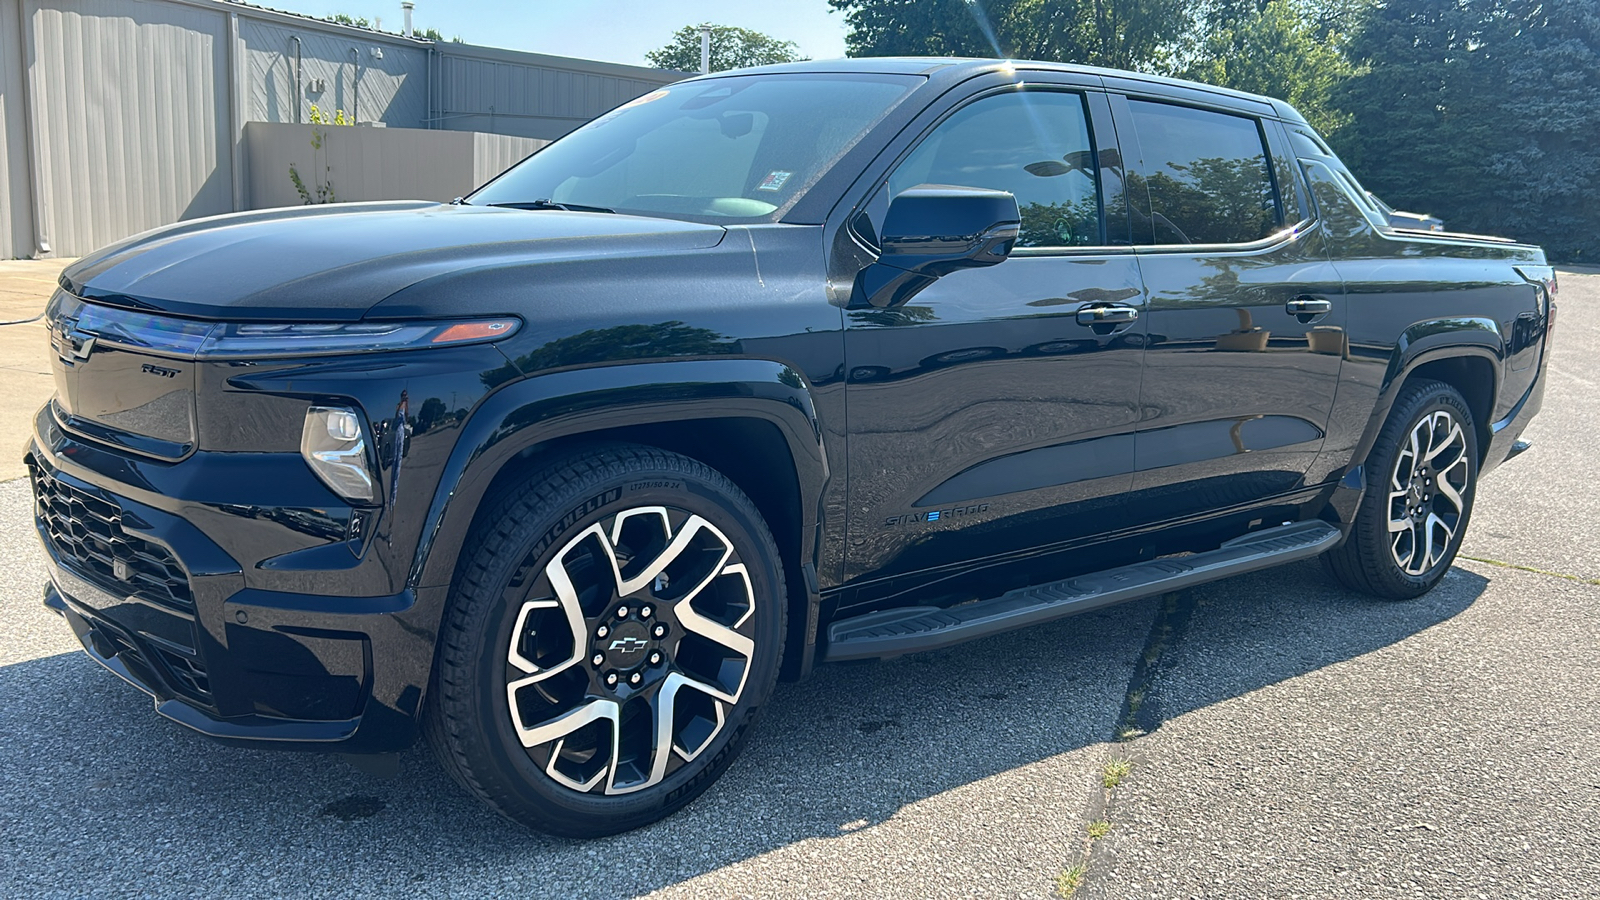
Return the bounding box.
[27,58,1553,836]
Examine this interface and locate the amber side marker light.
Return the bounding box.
[431,320,518,344]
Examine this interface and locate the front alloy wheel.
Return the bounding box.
[505,506,756,796]
[427,445,785,837]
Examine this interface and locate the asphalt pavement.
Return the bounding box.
[0,269,1594,899]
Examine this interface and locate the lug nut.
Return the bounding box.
[592,653,604,666]
[616,606,630,618]
[640,605,653,618]
[605,672,618,687]
[652,624,667,639]
[629,672,642,685]
[596,625,609,638]
[649,651,662,665]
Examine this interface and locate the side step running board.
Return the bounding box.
[823,520,1341,662]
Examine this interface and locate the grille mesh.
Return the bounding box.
[30,465,194,613]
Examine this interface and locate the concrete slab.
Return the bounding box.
[0,260,68,482]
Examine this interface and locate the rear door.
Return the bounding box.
[1113,93,1345,521]
[840,84,1149,594]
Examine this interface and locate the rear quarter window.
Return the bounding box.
[1126,101,1280,245]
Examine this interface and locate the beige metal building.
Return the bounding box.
[0,0,682,258]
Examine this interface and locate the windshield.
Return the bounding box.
[469,73,922,223]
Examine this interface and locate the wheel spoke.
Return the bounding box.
[507,596,583,680]
[677,563,756,659]
[617,514,730,597]
[607,672,728,795]
[1424,512,1455,569]
[1391,526,1416,572]
[506,693,619,750]
[1435,474,1465,517]
[1424,419,1465,466]
[1387,489,1414,533]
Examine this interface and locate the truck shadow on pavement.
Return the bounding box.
[0,559,1486,898]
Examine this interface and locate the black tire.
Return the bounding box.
[424,444,786,837]
[1324,379,1479,600]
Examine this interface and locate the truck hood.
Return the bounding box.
[60,202,727,321]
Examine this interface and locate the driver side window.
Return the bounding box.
[887,90,1104,249]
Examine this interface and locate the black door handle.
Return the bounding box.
[1286,297,1332,316]
[1076,305,1139,326]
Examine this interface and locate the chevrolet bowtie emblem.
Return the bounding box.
[52,316,97,364]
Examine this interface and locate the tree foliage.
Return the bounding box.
[1334,0,1600,258]
[828,0,1193,71]
[645,25,807,73]
[1185,0,1353,135]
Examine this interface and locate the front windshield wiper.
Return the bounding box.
[484,199,615,214]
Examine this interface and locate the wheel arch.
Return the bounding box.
[1357,318,1503,471]
[409,358,830,680]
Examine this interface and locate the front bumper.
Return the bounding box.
[28,409,443,753]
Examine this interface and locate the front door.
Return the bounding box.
[841,87,1147,600]
[1114,96,1346,522]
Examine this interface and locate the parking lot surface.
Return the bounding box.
[0,265,1594,898]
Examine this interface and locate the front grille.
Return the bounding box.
[75,607,214,704]
[30,465,194,613]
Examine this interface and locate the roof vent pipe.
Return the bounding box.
[401,1,414,38]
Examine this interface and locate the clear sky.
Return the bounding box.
[275,0,851,68]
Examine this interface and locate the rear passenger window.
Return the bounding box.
[888,91,1103,249]
[1126,101,1279,245]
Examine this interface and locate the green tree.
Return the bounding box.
[1333,0,1519,241]
[1186,0,1353,135]
[1480,0,1600,261]
[828,0,1194,72]
[645,25,807,73]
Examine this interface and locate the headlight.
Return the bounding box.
[301,406,378,503]
[198,318,520,359]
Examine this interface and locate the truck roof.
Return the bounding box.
[695,57,1308,125]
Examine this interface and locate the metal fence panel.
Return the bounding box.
[1,0,35,257]
[241,17,429,128]
[25,0,233,255]
[246,121,544,210]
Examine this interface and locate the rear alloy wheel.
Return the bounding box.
[1325,379,1479,599]
[426,445,784,836]
[1385,409,1471,577]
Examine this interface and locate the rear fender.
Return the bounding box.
[1348,317,1503,476]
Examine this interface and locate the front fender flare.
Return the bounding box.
[408,358,829,598]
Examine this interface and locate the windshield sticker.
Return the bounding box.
[757,171,794,192]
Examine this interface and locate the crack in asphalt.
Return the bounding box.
[1057,592,1198,897]
[1460,554,1600,586]
[1114,591,1200,743]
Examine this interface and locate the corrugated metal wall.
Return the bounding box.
[0,0,680,257]
[433,45,677,140]
[242,18,429,127]
[24,0,234,256]
[1,0,36,258]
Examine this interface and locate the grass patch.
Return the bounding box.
[1102,758,1132,789]
[1087,819,1111,839]
[1055,864,1087,898]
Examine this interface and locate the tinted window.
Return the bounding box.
[888,91,1102,249]
[1127,101,1279,245]
[472,74,920,223]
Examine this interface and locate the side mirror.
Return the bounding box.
[858,185,1021,308]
